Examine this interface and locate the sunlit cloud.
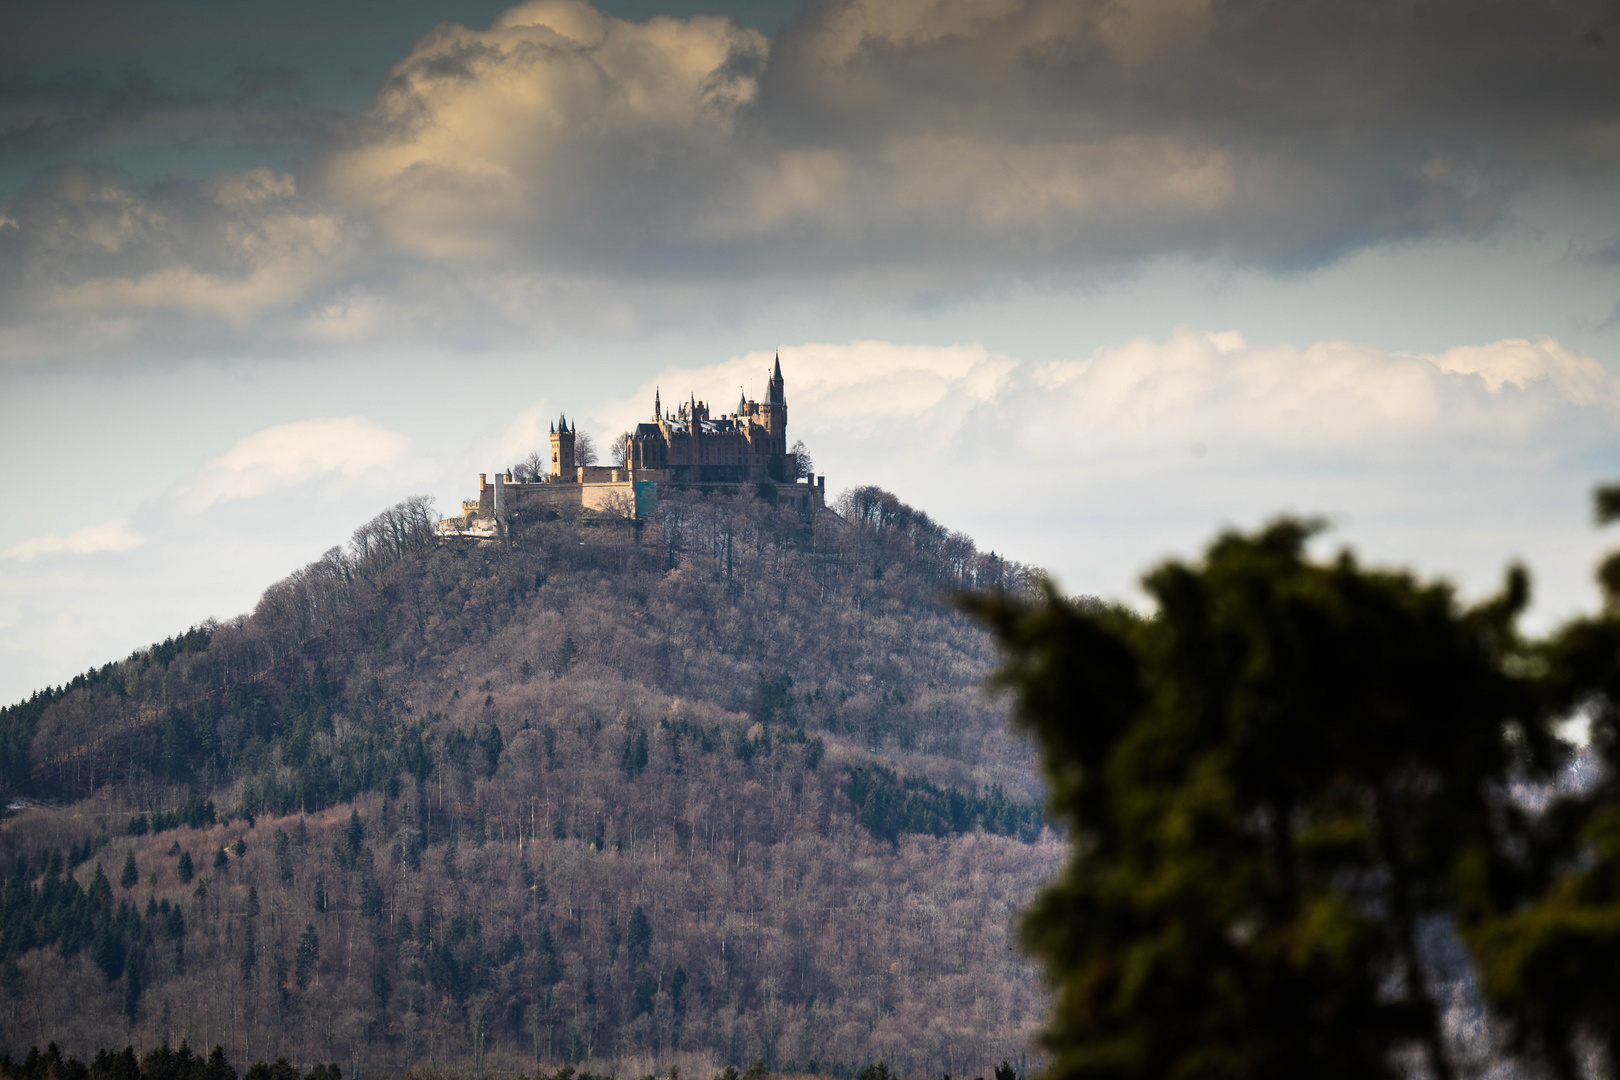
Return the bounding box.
[613,333,1620,457]
[610,332,1620,619]
[601,340,1019,444]
[180,416,421,511]
[1,519,144,561]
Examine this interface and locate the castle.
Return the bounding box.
[447,356,826,535]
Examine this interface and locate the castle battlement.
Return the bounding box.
[442,355,825,534]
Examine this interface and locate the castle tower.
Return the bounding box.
[654,387,661,421]
[762,353,787,450]
[550,414,576,480]
[690,392,702,464]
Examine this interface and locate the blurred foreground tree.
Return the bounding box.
[968,517,1567,1080]
[1464,483,1620,1078]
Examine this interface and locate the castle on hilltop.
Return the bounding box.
[446,355,826,534]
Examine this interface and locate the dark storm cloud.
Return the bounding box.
[0,63,332,197]
[745,0,1620,268]
[2,0,1618,361]
[0,72,195,156]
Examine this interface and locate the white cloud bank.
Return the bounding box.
[1021,332,1620,454]
[604,340,1020,444]
[181,416,420,511]
[601,332,1620,618]
[1,519,144,561]
[611,332,1620,456]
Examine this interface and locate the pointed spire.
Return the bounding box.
[768,353,785,405]
[654,386,661,420]
[738,386,747,413]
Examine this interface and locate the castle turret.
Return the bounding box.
[550,413,576,480]
[762,353,787,449]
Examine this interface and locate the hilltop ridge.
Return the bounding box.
[0,487,1055,1080]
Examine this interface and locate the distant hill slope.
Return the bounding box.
[0,488,1058,1080]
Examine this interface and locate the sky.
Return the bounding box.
[2,0,1619,705]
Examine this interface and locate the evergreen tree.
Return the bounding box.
[621,729,649,777]
[119,851,137,890]
[241,923,257,984]
[537,926,561,986]
[1463,484,1620,1077]
[295,924,319,989]
[481,724,504,777]
[122,946,144,1020]
[176,851,193,883]
[91,924,126,982]
[89,863,111,906]
[90,1046,141,1080]
[344,809,363,859]
[627,904,652,969]
[371,960,391,1012]
[968,519,1553,1080]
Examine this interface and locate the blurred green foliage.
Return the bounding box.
[970,492,1620,1080]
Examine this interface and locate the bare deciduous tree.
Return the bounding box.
[575,431,598,467]
[513,451,548,482]
[790,439,814,480]
[0,486,1053,1077]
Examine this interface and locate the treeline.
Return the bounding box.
[0,488,1052,1078]
[831,488,1030,596]
[0,627,213,796]
[0,1042,331,1080]
[0,1045,1014,1080]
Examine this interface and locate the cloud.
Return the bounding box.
[0,64,327,164]
[326,0,768,265]
[2,519,144,561]
[615,333,1620,458]
[607,331,1615,625]
[324,0,1617,277]
[601,339,1018,444]
[322,0,1613,283]
[1019,332,1620,456]
[4,0,1620,359]
[0,167,360,360]
[181,416,419,511]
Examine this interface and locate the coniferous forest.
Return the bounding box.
[0,487,1055,1080]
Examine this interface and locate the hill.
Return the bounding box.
[0,488,1057,1080]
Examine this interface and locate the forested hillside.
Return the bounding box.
[0,488,1057,1080]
